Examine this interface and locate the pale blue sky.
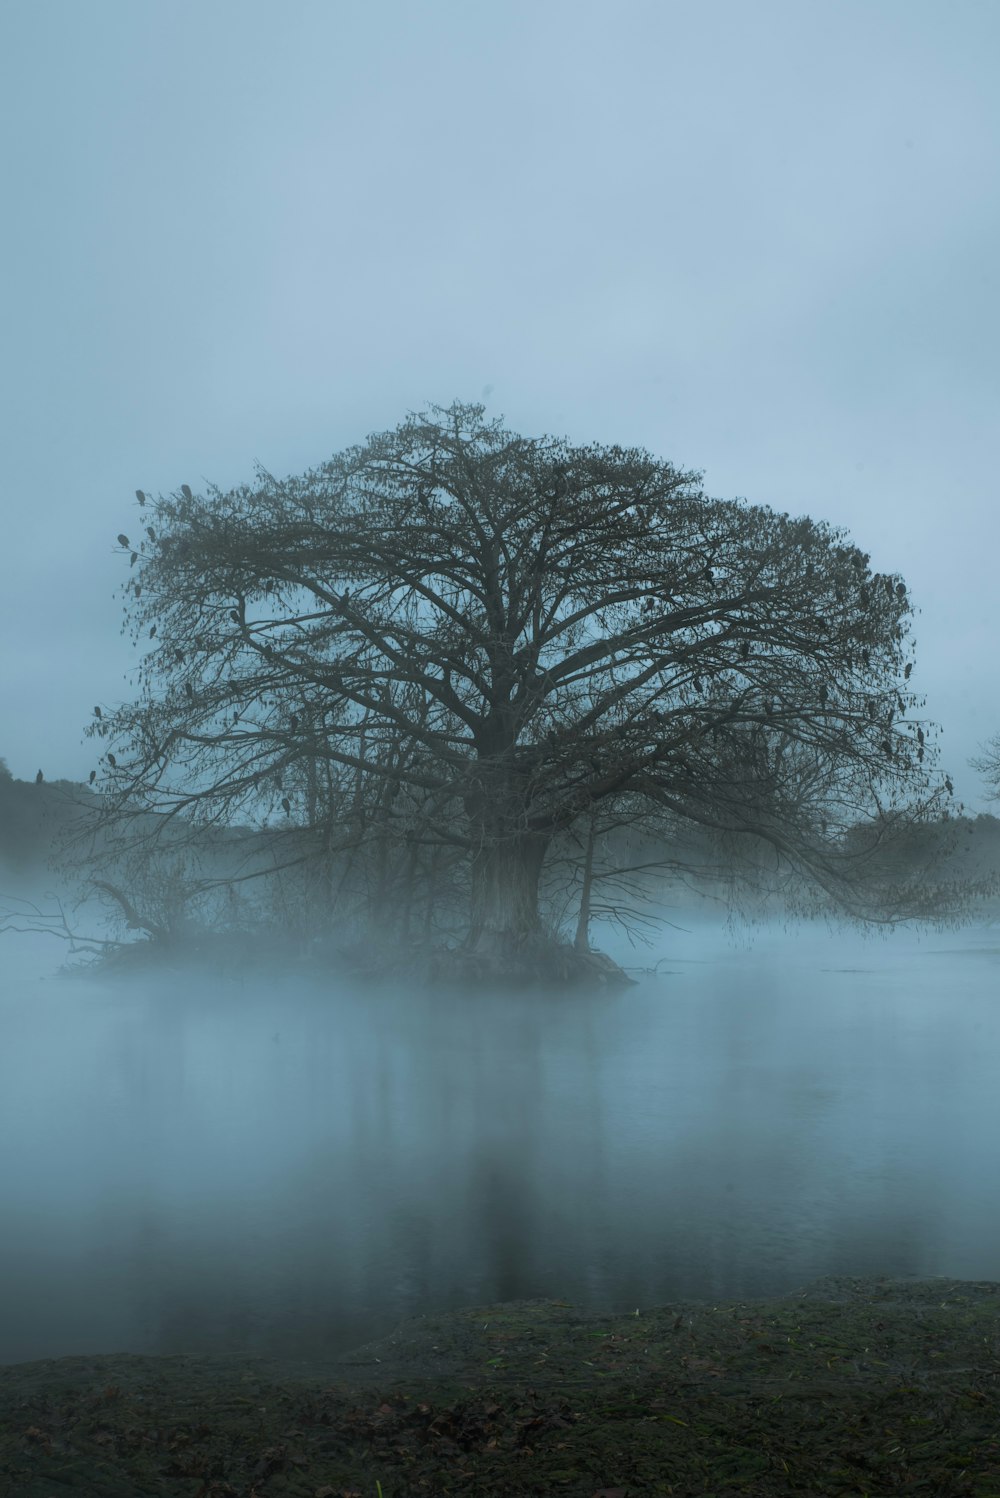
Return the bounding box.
[1,0,997,807]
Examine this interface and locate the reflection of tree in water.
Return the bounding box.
[466,1153,541,1305]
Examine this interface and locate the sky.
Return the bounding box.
[1,0,998,810]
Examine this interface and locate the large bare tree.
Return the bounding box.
[88,401,968,973]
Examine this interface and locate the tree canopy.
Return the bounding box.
[971,735,1000,805]
[87,401,969,974]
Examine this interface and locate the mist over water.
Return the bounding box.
[3,918,1000,1369]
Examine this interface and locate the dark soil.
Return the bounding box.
[2,1276,999,1497]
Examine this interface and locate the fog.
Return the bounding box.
[4,919,999,1369]
[3,0,1000,1390]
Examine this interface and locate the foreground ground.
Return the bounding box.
[2,1276,999,1496]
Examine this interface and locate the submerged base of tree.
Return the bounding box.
[428,936,638,990]
[338,931,638,989]
[64,929,638,991]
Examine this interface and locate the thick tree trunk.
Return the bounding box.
[466,830,549,954]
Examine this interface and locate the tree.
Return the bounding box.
[89,401,970,979]
[971,735,1000,804]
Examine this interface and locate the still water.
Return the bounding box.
[2,920,999,1367]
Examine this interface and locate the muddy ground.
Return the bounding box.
[2,1275,999,1496]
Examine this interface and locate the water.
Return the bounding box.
[2,919,999,1366]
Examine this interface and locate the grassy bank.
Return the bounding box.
[2,1276,999,1495]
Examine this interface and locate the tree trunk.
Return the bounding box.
[397,840,419,943]
[573,813,597,952]
[467,830,549,954]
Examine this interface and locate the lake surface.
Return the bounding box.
[2,919,999,1367]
